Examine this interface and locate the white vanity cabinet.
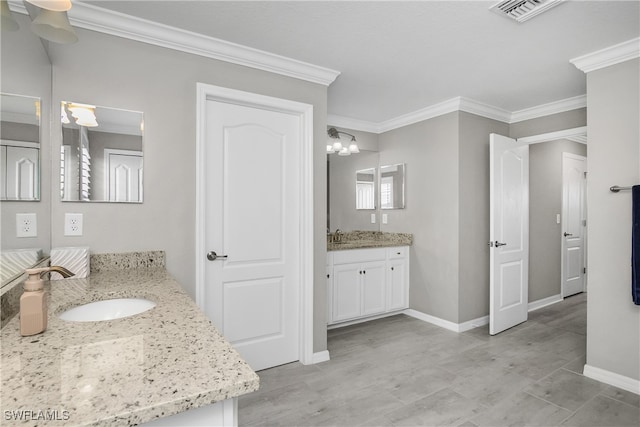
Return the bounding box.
[327,246,409,326]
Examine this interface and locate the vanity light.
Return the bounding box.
[1,0,19,31]
[327,127,359,155]
[60,102,70,124]
[26,0,71,12]
[67,103,98,127]
[348,141,360,154]
[338,146,351,156]
[30,8,77,44]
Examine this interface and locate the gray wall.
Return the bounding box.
[586,58,639,381]
[378,112,461,323]
[0,13,51,256]
[510,108,587,139]
[48,27,330,353]
[458,112,510,323]
[529,140,587,302]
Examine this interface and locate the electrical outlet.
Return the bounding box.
[64,213,83,236]
[16,213,37,238]
[382,214,388,224]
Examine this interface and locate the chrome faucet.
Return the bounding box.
[26,266,75,279]
[48,266,75,278]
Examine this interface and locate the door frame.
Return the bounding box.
[194,82,315,366]
[517,126,587,305]
[561,152,588,297]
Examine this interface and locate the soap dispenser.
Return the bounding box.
[20,266,75,337]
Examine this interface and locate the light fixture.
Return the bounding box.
[327,127,359,155]
[1,0,19,31]
[30,8,77,44]
[67,103,98,127]
[338,146,351,156]
[60,102,70,124]
[25,0,71,12]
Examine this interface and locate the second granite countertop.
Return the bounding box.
[1,268,259,426]
[327,231,413,251]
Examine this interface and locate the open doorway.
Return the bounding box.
[529,138,587,307]
[490,127,587,334]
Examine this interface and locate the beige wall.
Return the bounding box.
[378,112,461,323]
[510,108,587,139]
[48,27,330,353]
[586,58,640,381]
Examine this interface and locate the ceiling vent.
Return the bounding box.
[490,0,564,23]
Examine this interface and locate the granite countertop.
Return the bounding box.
[327,231,413,251]
[1,268,259,426]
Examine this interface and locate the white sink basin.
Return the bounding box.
[59,298,156,322]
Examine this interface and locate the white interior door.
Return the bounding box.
[562,153,587,297]
[105,149,143,202]
[203,98,301,371]
[490,134,529,335]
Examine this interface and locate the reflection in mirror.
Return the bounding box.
[356,168,376,210]
[60,103,143,203]
[1,9,52,290]
[1,93,41,201]
[380,163,406,209]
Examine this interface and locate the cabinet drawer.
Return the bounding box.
[387,246,408,259]
[333,248,386,265]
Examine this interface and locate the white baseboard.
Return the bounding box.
[583,364,640,395]
[310,350,330,364]
[404,295,564,334]
[528,294,563,312]
[327,310,406,330]
[458,315,489,332]
[403,309,488,333]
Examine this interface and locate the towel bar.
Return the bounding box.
[610,185,635,193]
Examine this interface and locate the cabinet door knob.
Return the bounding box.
[391,267,394,271]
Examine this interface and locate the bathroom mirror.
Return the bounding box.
[1,93,41,201]
[1,10,52,289]
[328,150,380,232]
[60,103,144,203]
[355,168,376,210]
[380,163,406,209]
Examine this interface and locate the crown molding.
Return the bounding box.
[510,95,586,123]
[377,97,462,133]
[516,126,587,145]
[570,37,640,74]
[327,115,381,134]
[63,2,339,86]
[458,97,512,123]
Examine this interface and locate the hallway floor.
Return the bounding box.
[239,293,640,426]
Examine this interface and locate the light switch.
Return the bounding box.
[382,214,388,224]
[556,214,561,224]
[370,213,376,224]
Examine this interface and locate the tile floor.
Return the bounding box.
[239,293,640,426]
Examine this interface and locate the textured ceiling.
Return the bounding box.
[86,1,640,124]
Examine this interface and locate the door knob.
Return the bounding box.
[494,241,507,247]
[207,251,228,261]
[564,232,573,237]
